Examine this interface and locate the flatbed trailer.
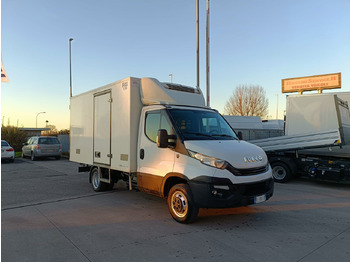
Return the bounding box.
[249,93,350,182]
[250,129,343,152]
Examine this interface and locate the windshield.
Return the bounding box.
[168,108,238,141]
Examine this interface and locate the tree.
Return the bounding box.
[58,129,70,135]
[1,126,28,151]
[224,84,269,117]
[42,124,58,136]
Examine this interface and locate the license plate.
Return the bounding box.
[1,149,4,153]
[44,149,54,153]
[254,194,266,204]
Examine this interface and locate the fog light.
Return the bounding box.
[213,185,229,190]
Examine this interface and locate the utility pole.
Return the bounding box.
[206,0,210,107]
[196,0,199,90]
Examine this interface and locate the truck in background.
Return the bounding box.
[70,77,274,223]
[224,115,283,141]
[249,93,350,183]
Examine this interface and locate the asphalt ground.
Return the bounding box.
[1,158,350,262]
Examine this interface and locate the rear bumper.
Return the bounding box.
[35,150,61,157]
[189,177,274,208]
[1,152,15,160]
[1,156,15,160]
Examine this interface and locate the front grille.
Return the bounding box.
[226,164,268,176]
[236,179,273,196]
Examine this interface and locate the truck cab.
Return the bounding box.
[137,104,273,222]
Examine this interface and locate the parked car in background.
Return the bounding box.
[1,140,15,163]
[22,136,62,161]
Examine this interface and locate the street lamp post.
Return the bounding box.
[36,112,46,128]
[276,94,279,119]
[69,38,73,98]
[68,38,74,156]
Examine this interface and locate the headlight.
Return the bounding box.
[188,150,228,169]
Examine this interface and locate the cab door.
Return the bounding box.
[137,108,175,195]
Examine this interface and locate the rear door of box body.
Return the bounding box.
[94,91,112,165]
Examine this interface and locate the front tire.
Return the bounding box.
[167,184,199,224]
[271,162,292,183]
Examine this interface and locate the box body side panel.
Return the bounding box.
[70,77,143,172]
[70,93,94,165]
[110,78,142,172]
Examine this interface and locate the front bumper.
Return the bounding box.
[189,177,274,208]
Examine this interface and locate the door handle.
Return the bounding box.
[140,149,144,160]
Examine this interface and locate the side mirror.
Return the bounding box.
[157,129,169,148]
[157,129,177,148]
[23,142,28,146]
[237,131,243,140]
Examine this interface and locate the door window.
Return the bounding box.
[145,110,174,143]
[145,112,160,143]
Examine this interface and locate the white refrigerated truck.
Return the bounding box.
[70,77,274,223]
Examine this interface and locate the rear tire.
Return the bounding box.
[90,167,114,192]
[167,183,199,224]
[91,167,106,192]
[271,162,292,183]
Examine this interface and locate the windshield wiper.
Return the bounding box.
[211,134,239,140]
[182,131,218,139]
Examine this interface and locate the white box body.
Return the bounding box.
[70,77,143,172]
[70,77,206,172]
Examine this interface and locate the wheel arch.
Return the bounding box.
[161,173,189,198]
